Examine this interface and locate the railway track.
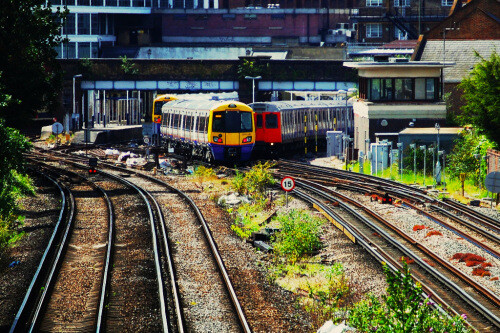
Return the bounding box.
[12,149,251,332]
[277,159,500,255]
[275,159,500,332]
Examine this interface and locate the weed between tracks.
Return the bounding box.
[192,164,472,332]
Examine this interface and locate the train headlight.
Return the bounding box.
[242,136,252,143]
[213,136,223,143]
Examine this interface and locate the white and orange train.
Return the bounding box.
[160,99,255,163]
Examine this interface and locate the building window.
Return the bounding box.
[426,78,436,100]
[414,78,437,100]
[65,42,76,58]
[64,13,76,35]
[394,0,410,6]
[368,78,393,101]
[366,0,382,6]
[78,42,91,58]
[118,0,129,6]
[78,14,91,35]
[106,0,118,5]
[53,44,63,59]
[441,0,453,5]
[395,78,413,100]
[366,24,382,38]
[91,43,98,58]
[91,14,98,34]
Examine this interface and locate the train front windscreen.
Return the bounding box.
[212,111,253,133]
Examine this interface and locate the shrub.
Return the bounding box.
[229,202,266,239]
[231,161,276,199]
[192,165,216,191]
[272,210,324,263]
[348,259,471,332]
[231,170,246,195]
[0,120,34,250]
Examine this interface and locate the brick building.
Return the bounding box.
[412,0,500,113]
[47,0,452,59]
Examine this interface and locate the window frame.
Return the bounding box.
[366,23,382,38]
[366,0,383,6]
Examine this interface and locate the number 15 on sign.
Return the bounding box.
[281,177,295,207]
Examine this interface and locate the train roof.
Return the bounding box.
[250,100,352,112]
[162,99,251,112]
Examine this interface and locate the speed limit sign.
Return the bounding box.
[281,177,295,192]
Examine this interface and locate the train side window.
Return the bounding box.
[265,113,278,129]
[185,115,192,130]
[256,114,263,128]
[173,114,179,129]
[196,116,201,131]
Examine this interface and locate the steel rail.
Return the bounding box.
[54,149,253,333]
[98,170,170,333]
[441,198,500,232]
[297,180,500,330]
[289,187,459,324]
[95,184,115,333]
[403,202,500,260]
[430,205,500,244]
[26,157,169,332]
[103,164,252,333]
[28,179,76,333]
[9,172,67,333]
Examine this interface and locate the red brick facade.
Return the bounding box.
[424,0,500,40]
[487,149,500,173]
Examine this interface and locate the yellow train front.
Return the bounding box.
[160,100,255,163]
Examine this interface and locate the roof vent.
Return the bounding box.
[389,57,409,63]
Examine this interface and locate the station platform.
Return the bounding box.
[41,124,144,145]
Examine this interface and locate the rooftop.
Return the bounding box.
[399,127,464,135]
[419,40,500,83]
[343,60,454,69]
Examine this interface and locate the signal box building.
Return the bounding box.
[343,59,450,153]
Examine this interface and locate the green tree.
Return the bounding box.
[0,118,34,250]
[447,128,494,184]
[237,59,266,79]
[0,0,65,127]
[458,51,500,148]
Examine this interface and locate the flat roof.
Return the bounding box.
[343,61,455,68]
[399,127,463,135]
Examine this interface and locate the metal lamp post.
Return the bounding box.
[439,150,446,191]
[343,135,349,170]
[474,154,482,190]
[420,145,427,187]
[397,142,403,181]
[245,76,262,104]
[410,143,416,184]
[365,139,372,175]
[431,146,436,188]
[72,74,83,133]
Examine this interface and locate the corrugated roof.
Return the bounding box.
[419,40,500,82]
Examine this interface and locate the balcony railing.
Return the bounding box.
[353,7,449,20]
